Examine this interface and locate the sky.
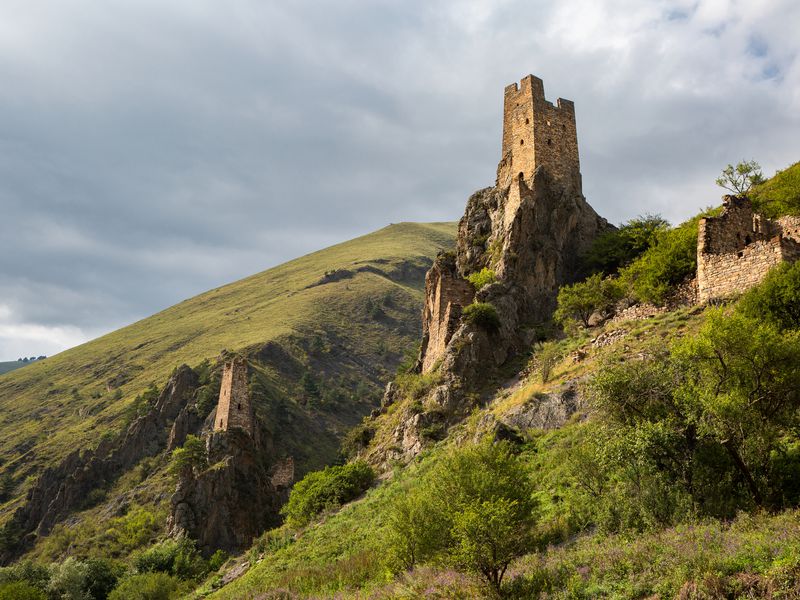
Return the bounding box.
[0,0,798,360]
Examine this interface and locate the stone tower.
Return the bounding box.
[214,357,254,436]
[496,75,581,192]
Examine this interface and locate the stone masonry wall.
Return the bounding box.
[697,196,800,303]
[496,75,580,191]
[214,358,254,436]
[419,253,474,373]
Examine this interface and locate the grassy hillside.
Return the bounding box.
[0,222,455,532]
[751,161,800,217]
[0,362,28,376]
[205,299,800,599]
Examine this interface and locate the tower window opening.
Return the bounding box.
[518,172,524,179]
[562,124,566,131]
[238,403,242,410]
[219,419,223,427]
[547,138,553,146]
[525,117,529,124]
[520,139,524,145]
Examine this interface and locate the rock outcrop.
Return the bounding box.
[419,169,609,385]
[167,429,283,554]
[384,76,610,464]
[2,365,199,560]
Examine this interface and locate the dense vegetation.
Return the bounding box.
[205,255,800,599]
[281,461,374,528]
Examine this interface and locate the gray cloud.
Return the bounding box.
[0,0,798,358]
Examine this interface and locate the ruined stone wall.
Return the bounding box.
[419,253,474,373]
[214,358,254,435]
[697,197,800,303]
[270,456,294,489]
[496,75,580,191]
[777,216,800,243]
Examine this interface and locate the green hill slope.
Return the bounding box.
[0,222,456,535]
[0,362,27,376]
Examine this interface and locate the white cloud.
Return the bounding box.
[0,0,798,358]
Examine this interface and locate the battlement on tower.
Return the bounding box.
[214,357,254,436]
[496,75,581,191]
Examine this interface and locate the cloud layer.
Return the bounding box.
[0,0,798,358]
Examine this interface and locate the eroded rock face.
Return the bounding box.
[2,365,199,561]
[395,170,608,465]
[419,169,610,381]
[167,429,282,554]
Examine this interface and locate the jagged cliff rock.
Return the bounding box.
[167,429,282,554]
[2,365,199,560]
[376,170,609,467]
[419,169,610,383]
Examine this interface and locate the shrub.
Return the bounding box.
[620,215,703,305]
[583,214,669,275]
[0,582,45,600]
[47,557,89,600]
[466,268,496,290]
[134,537,207,580]
[533,341,562,383]
[737,260,800,330]
[387,441,537,593]
[462,302,500,331]
[84,559,123,600]
[554,274,623,328]
[281,461,375,528]
[169,435,207,476]
[108,572,187,600]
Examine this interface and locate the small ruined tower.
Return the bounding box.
[214,357,254,436]
[496,74,581,191]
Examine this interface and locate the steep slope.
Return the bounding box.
[0,221,455,556]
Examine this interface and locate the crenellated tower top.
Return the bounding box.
[496,75,581,191]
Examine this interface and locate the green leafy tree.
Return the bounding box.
[555,274,623,328]
[450,497,527,592]
[620,216,701,305]
[584,215,670,275]
[673,310,800,507]
[388,441,537,593]
[169,435,207,477]
[589,309,800,521]
[386,486,448,570]
[47,557,90,600]
[716,160,765,195]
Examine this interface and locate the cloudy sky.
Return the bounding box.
[0,0,798,359]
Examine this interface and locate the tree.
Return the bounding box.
[555,274,623,328]
[716,160,765,195]
[169,435,207,476]
[673,311,800,507]
[584,214,670,275]
[387,441,537,593]
[386,486,448,570]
